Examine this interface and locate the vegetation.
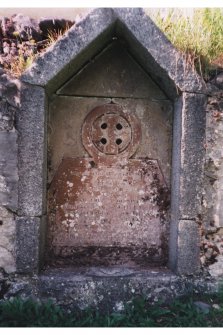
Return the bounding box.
[149,8,223,80]
[3,27,69,77]
[1,291,223,327]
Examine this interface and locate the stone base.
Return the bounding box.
[0,266,218,312]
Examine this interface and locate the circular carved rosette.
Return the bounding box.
[81,104,141,163]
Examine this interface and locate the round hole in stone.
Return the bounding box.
[116,138,122,145]
[0,220,3,226]
[101,123,107,129]
[116,123,123,130]
[100,138,107,145]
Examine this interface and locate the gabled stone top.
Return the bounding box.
[57,40,167,99]
[21,8,207,99]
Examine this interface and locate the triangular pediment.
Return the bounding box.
[21,8,206,99]
[57,41,166,99]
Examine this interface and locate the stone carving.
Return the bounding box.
[47,103,170,266]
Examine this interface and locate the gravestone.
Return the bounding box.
[46,41,172,267]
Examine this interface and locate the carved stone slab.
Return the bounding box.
[47,104,170,266]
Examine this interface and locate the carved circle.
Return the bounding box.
[82,104,141,159]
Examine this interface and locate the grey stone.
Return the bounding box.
[16,216,43,273]
[4,279,38,300]
[0,131,18,211]
[35,268,217,311]
[1,267,218,311]
[58,40,167,99]
[194,301,211,314]
[209,255,223,277]
[176,220,201,275]
[211,72,223,90]
[0,206,16,273]
[169,98,182,269]
[12,13,41,41]
[0,16,15,38]
[48,96,111,182]
[0,74,20,108]
[17,83,46,216]
[0,100,16,131]
[179,93,207,218]
[203,92,223,230]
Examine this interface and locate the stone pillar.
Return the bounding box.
[16,83,47,273]
[169,93,207,275]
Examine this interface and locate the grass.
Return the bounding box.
[1,291,223,327]
[3,25,70,77]
[46,24,71,47]
[148,8,223,80]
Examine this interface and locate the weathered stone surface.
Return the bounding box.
[204,91,223,229]
[47,158,169,266]
[0,72,20,107]
[48,97,172,185]
[209,255,223,277]
[17,83,46,216]
[210,72,223,90]
[114,98,173,185]
[58,40,167,99]
[114,8,206,96]
[3,277,38,300]
[168,98,182,271]
[0,16,15,38]
[16,216,42,273]
[194,301,211,314]
[179,93,207,218]
[47,100,171,266]
[169,94,206,273]
[201,91,223,273]
[11,13,41,41]
[0,206,16,273]
[176,220,201,275]
[0,100,16,131]
[0,267,218,311]
[0,131,18,211]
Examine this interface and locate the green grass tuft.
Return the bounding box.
[148,8,223,80]
[1,291,223,327]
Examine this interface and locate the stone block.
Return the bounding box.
[176,220,201,275]
[0,131,18,211]
[0,74,20,108]
[0,206,16,273]
[17,83,46,216]
[0,100,17,131]
[179,93,207,218]
[16,216,42,273]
